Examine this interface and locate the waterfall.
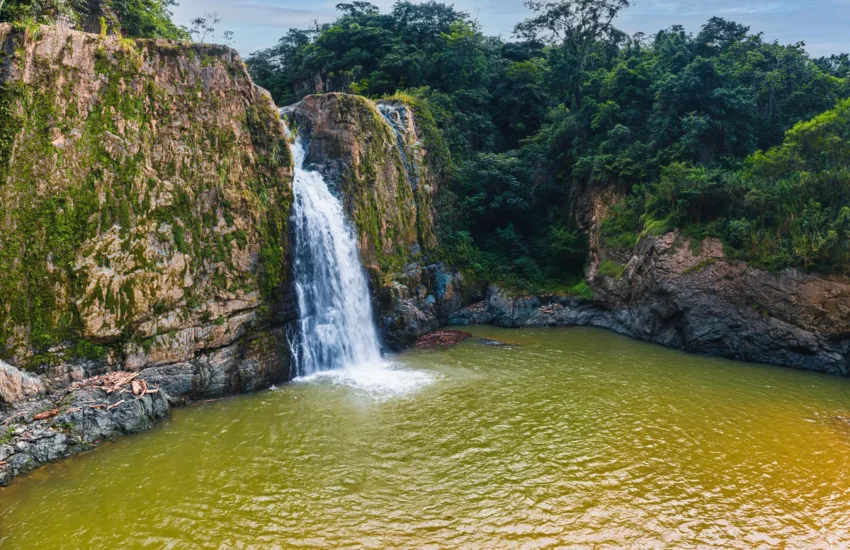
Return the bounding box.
[290,138,383,377]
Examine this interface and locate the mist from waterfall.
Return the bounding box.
[290,138,383,377]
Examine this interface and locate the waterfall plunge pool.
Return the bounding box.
[2,326,850,548]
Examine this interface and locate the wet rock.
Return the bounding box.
[415,330,472,350]
[448,231,850,374]
[0,378,171,486]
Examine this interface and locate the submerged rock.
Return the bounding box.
[478,339,515,347]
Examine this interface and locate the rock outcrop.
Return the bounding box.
[0,361,46,406]
[450,232,850,375]
[0,25,298,484]
[0,366,170,486]
[284,93,479,349]
[0,25,296,393]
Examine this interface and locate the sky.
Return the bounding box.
[169,0,850,58]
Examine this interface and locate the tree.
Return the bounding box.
[189,10,221,43]
[514,0,630,109]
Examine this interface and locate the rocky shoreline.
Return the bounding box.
[0,366,169,486]
[449,232,850,376]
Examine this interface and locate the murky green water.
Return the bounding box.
[2,327,850,548]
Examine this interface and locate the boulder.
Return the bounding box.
[0,361,46,406]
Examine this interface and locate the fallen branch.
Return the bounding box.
[105,372,139,394]
[106,400,125,411]
[33,409,59,421]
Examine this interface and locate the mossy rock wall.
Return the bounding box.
[0,24,293,371]
[286,93,439,286]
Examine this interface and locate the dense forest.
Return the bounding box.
[248,0,850,291]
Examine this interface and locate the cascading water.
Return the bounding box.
[290,138,384,377]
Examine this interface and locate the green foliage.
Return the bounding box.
[0,426,15,445]
[0,0,188,40]
[68,340,110,361]
[597,259,626,278]
[565,280,594,299]
[250,2,850,286]
[601,98,850,273]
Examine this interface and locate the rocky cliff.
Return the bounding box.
[284,93,481,350]
[0,24,295,396]
[451,202,850,375]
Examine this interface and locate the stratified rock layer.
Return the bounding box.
[0,24,298,484]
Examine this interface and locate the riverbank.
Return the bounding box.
[0,367,169,486]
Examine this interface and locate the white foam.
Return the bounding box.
[294,360,435,399]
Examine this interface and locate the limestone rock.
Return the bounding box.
[0,361,46,405]
[0,24,295,377]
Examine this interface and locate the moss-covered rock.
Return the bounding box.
[0,24,293,373]
[284,93,479,350]
[284,93,439,286]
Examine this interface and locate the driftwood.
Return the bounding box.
[106,400,125,411]
[105,373,139,394]
[33,409,59,421]
[131,379,150,396]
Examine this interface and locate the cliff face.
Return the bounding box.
[589,233,850,374]
[0,25,295,394]
[285,93,479,349]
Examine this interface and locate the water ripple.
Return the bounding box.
[2,327,850,549]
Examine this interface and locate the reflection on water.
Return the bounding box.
[2,326,850,549]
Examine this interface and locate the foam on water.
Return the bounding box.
[295,359,436,399]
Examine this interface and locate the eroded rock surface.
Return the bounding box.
[0,25,295,376]
[451,233,850,374]
[284,94,479,349]
[0,25,297,484]
[0,361,46,406]
[0,372,170,486]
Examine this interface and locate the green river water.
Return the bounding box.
[2,326,850,548]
